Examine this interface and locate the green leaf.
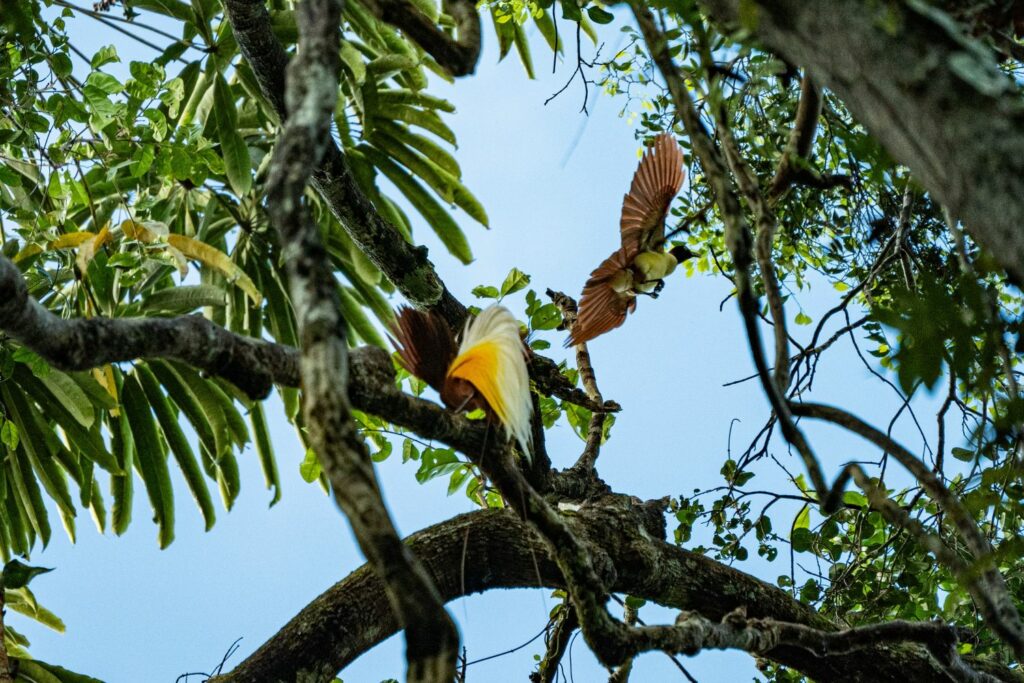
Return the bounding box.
[136,364,216,531]
[500,268,531,297]
[2,560,53,590]
[37,369,94,429]
[1,421,18,452]
[794,311,812,325]
[363,146,473,263]
[299,447,321,483]
[249,402,281,507]
[212,74,252,196]
[141,284,228,314]
[110,413,134,536]
[951,447,975,462]
[792,505,810,531]
[122,374,175,548]
[587,6,614,24]
[560,0,582,22]
[472,285,499,299]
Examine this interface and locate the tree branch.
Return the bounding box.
[211,505,1021,682]
[265,1,457,680]
[362,0,481,77]
[547,289,611,472]
[0,256,297,400]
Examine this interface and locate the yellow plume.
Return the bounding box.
[447,305,533,458]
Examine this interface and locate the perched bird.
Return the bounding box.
[390,304,533,458]
[567,133,693,347]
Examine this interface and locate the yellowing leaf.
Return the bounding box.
[48,231,97,250]
[93,365,119,416]
[76,225,112,274]
[12,244,42,263]
[166,234,261,304]
[120,218,157,242]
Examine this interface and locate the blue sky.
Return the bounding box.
[20,7,953,682]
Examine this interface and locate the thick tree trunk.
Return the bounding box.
[701,0,1024,286]
[212,500,1011,682]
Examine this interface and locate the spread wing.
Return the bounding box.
[567,247,638,347]
[388,306,457,393]
[620,133,685,253]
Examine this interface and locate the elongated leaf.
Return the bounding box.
[3,486,27,559]
[339,261,395,327]
[360,146,473,263]
[9,445,50,548]
[109,412,134,536]
[37,369,93,429]
[376,88,455,112]
[7,587,64,632]
[377,121,460,176]
[340,40,367,86]
[170,363,240,509]
[136,364,216,531]
[146,361,219,467]
[513,22,535,79]
[491,10,515,60]
[13,366,119,473]
[13,660,63,683]
[1,385,75,523]
[212,74,252,196]
[141,284,227,314]
[122,374,174,548]
[534,8,562,53]
[370,133,454,202]
[367,55,419,79]
[249,403,280,507]
[88,477,106,534]
[337,285,386,348]
[19,659,104,683]
[388,106,457,145]
[48,231,96,251]
[68,371,117,411]
[166,234,261,304]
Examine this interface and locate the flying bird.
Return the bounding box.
[567,133,693,347]
[390,304,533,458]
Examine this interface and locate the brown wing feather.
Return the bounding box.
[388,306,457,393]
[567,247,638,347]
[619,133,685,253]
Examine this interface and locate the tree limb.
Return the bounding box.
[211,505,1021,682]
[362,0,481,77]
[265,1,457,680]
[0,256,297,400]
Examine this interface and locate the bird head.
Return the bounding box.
[669,244,695,264]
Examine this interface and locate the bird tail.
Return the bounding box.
[447,305,534,459]
[388,307,457,395]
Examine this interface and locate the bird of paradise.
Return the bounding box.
[390,304,533,458]
[568,132,693,347]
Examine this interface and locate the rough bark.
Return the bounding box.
[212,503,1019,683]
[264,0,458,679]
[700,0,1024,286]
[0,256,297,400]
